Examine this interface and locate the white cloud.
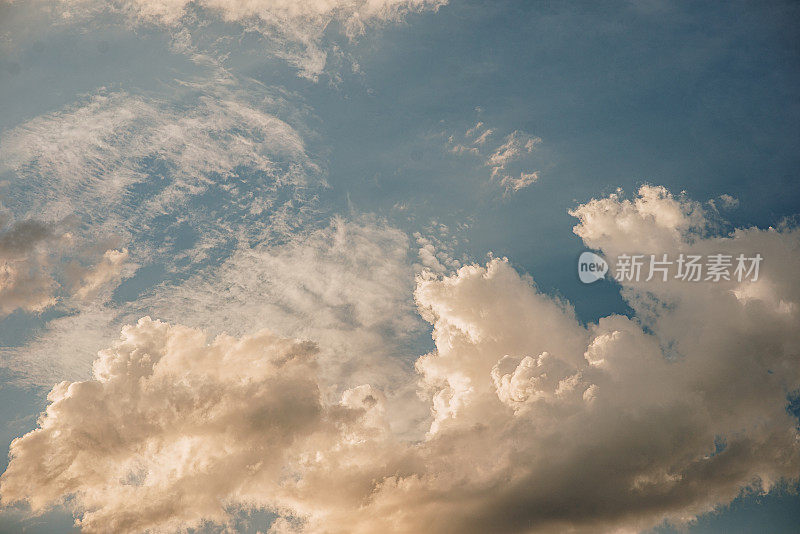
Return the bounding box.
[447,124,544,194]
[710,193,740,210]
[569,184,706,255]
[413,230,461,275]
[142,216,423,381]
[0,77,328,384]
[2,186,799,533]
[0,317,384,533]
[465,121,493,145]
[499,170,540,192]
[73,248,133,301]
[0,80,322,270]
[487,130,542,179]
[72,0,448,27]
[0,217,428,401]
[0,305,126,385]
[0,77,320,343]
[53,0,447,79]
[141,216,433,442]
[0,85,314,222]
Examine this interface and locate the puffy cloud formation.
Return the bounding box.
[0,317,387,532]
[2,186,799,533]
[569,184,707,254]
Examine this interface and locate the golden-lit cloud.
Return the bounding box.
[3,186,799,533]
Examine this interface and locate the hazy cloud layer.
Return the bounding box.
[0,214,131,317]
[141,216,427,408]
[2,186,798,533]
[0,217,61,315]
[0,73,328,385]
[52,0,447,78]
[0,216,427,403]
[0,82,318,250]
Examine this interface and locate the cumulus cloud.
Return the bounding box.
[413,227,462,275]
[2,186,799,533]
[0,317,386,533]
[569,184,707,254]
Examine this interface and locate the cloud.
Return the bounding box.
[0,75,325,383]
[499,170,539,192]
[465,121,493,144]
[0,80,322,273]
[0,214,428,423]
[0,55,337,392]
[487,130,542,180]
[0,217,61,316]
[138,216,430,438]
[0,85,315,222]
[709,193,740,211]
[69,0,448,27]
[73,248,132,301]
[53,0,447,79]
[569,184,707,255]
[0,214,130,317]
[0,317,383,533]
[413,227,462,275]
[447,124,544,194]
[2,186,799,533]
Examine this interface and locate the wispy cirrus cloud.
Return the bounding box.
[49,0,447,79]
[447,121,544,194]
[0,78,322,265]
[0,73,326,382]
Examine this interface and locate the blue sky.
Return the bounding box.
[1,0,799,532]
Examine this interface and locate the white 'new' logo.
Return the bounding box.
[578,251,608,284]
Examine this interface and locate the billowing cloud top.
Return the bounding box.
[2,186,798,533]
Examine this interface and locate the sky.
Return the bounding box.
[0,0,799,532]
